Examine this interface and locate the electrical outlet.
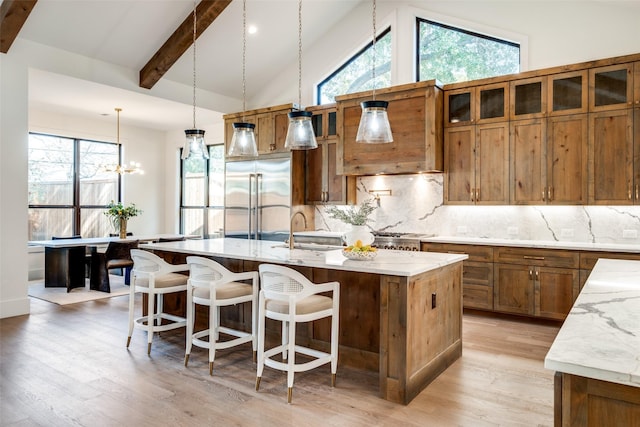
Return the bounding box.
[457,226,468,234]
[561,228,574,238]
[507,227,518,236]
[622,229,638,239]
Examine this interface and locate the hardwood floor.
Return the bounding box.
[1,295,560,426]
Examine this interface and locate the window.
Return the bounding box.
[180,144,225,238]
[28,133,120,240]
[317,27,392,105]
[417,18,520,84]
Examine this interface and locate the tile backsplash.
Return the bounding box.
[314,174,640,245]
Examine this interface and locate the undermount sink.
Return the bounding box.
[272,242,343,252]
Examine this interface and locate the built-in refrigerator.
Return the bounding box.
[224,156,291,241]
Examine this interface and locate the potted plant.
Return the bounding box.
[105,201,142,238]
[325,199,377,246]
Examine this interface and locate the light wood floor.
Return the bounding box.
[1,294,561,426]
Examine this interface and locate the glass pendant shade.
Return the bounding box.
[284,111,318,150]
[228,122,258,157]
[356,100,393,144]
[182,129,209,159]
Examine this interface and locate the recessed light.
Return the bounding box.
[248,25,257,35]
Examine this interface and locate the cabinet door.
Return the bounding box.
[588,109,634,204]
[445,88,474,126]
[476,83,509,124]
[325,141,348,203]
[510,119,547,204]
[546,114,588,204]
[536,266,579,320]
[548,70,588,116]
[494,263,534,316]
[475,122,509,204]
[462,261,494,310]
[255,112,274,154]
[444,126,475,204]
[589,63,634,112]
[305,141,325,203]
[272,110,290,152]
[510,77,547,120]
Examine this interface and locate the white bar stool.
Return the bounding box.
[256,264,340,403]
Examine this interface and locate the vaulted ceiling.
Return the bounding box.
[2,0,363,130]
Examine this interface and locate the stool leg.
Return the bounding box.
[209,298,217,375]
[185,285,194,367]
[147,289,155,355]
[126,277,136,347]
[286,315,296,403]
[255,292,266,391]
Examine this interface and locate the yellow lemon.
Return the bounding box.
[355,239,363,248]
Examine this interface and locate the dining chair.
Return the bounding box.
[128,249,189,355]
[256,264,340,403]
[90,240,138,292]
[184,256,258,375]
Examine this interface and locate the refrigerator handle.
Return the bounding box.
[248,173,255,240]
[256,173,263,240]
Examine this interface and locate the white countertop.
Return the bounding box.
[544,259,640,388]
[422,236,640,253]
[29,234,197,248]
[141,238,467,277]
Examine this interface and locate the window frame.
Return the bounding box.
[28,132,122,239]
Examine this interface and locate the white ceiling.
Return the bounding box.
[19,0,364,130]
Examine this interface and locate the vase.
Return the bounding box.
[343,225,374,247]
[119,218,127,239]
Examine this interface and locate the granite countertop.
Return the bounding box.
[141,238,467,277]
[544,258,640,388]
[421,236,640,253]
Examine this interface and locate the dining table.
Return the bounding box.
[29,234,198,292]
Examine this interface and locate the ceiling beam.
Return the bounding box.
[139,0,232,90]
[0,0,38,53]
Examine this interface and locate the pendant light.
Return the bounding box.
[182,0,209,160]
[284,0,317,150]
[228,0,258,157]
[104,108,144,175]
[355,0,393,144]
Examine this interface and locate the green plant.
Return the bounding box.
[325,199,377,226]
[104,201,142,229]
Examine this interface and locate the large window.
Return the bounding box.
[180,144,225,238]
[417,18,520,84]
[317,27,392,105]
[28,133,120,240]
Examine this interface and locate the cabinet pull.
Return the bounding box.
[529,269,533,280]
[476,188,480,201]
[629,183,632,200]
[636,184,639,201]
[535,270,539,280]
[470,188,475,202]
[542,188,546,201]
[523,256,545,260]
[548,186,553,201]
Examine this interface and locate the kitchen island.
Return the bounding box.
[141,238,467,404]
[544,259,640,425]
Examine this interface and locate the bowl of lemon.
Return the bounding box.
[342,240,377,261]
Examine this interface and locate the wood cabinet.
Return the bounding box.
[305,104,356,205]
[336,80,443,175]
[444,82,509,126]
[421,242,494,310]
[548,70,588,116]
[589,63,634,112]
[494,247,580,320]
[223,103,294,157]
[510,76,547,120]
[444,122,509,204]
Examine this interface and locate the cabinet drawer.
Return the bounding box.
[421,242,493,262]
[579,251,640,270]
[495,247,579,268]
[462,261,494,310]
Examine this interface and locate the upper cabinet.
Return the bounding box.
[445,82,509,127]
[223,103,295,158]
[336,80,443,175]
[589,63,634,112]
[549,70,588,116]
[510,76,547,120]
[305,104,356,205]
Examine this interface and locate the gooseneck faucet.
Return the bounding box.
[288,211,308,250]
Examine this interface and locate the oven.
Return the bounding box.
[372,232,422,251]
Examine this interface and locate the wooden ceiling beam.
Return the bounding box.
[0,0,38,53]
[139,0,232,90]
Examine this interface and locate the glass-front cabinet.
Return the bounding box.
[549,70,588,115]
[589,63,634,112]
[510,77,547,120]
[445,82,508,126]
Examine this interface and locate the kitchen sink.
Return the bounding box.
[271,242,343,252]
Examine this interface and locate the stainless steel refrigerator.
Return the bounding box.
[224,157,291,241]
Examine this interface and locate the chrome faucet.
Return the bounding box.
[288,211,308,250]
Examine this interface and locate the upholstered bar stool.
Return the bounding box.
[184,256,258,375]
[256,264,340,403]
[127,249,189,355]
